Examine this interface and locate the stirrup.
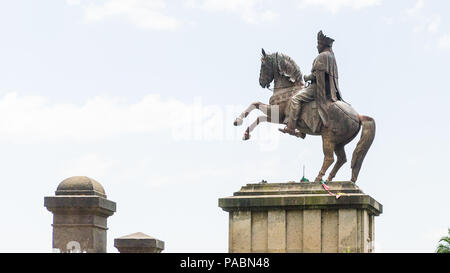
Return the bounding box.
[278,127,305,139]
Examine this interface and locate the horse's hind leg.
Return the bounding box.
[315,137,335,182]
[327,144,347,182]
[234,102,272,126]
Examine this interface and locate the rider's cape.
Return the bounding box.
[312,50,343,127]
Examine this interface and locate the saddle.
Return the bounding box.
[299,101,359,135]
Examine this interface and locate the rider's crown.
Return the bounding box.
[317,30,335,47]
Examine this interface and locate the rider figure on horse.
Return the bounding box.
[281,30,343,137]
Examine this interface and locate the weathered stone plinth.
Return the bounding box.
[44,176,116,253]
[219,181,382,253]
[114,232,165,253]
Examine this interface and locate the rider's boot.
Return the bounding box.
[279,99,306,139]
[285,118,297,135]
[280,116,306,139]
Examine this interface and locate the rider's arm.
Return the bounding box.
[307,52,328,82]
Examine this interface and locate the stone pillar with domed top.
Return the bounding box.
[44,176,116,253]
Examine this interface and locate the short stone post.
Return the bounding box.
[114,232,165,253]
[44,176,116,253]
[219,181,382,253]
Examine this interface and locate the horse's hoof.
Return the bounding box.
[243,133,250,140]
[234,118,243,126]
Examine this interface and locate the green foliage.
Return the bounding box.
[436,228,450,253]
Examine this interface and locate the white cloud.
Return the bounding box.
[297,0,381,14]
[66,0,81,6]
[427,15,441,33]
[0,92,189,142]
[404,1,442,39]
[406,0,450,49]
[72,0,180,30]
[406,0,425,16]
[408,13,441,34]
[0,93,281,150]
[438,34,450,49]
[186,0,279,24]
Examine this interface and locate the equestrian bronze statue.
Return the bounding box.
[233,31,375,183]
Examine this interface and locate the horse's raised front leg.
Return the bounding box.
[243,115,271,140]
[315,137,335,182]
[234,102,272,126]
[242,103,282,140]
[326,144,347,182]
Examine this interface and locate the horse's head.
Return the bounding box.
[259,48,304,90]
[259,48,275,89]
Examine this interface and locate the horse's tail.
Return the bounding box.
[351,115,376,182]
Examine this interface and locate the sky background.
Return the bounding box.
[0,0,449,253]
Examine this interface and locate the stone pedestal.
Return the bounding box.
[114,232,165,253]
[44,176,116,253]
[219,181,382,253]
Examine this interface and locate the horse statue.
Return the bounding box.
[233,50,375,183]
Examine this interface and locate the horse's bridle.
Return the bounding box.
[265,53,279,92]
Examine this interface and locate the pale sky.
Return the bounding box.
[0,0,449,253]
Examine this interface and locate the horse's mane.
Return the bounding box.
[274,53,304,85]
